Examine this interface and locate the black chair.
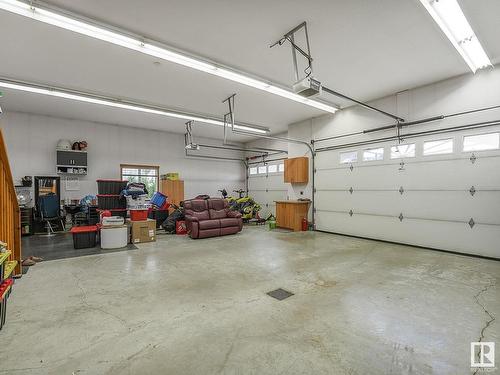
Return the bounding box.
[38,193,65,237]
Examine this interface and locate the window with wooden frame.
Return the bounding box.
[120,164,159,197]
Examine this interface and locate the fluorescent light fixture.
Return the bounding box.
[418,0,492,73]
[0,0,338,113]
[0,78,270,134]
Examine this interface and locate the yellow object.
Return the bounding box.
[0,250,11,266]
[161,172,179,181]
[4,260,17,279]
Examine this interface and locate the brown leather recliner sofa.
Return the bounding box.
[184,198,243,239]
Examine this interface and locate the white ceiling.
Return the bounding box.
[0,0,498,139]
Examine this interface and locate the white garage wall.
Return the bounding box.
[280,67,500,257]
[1,111,245,201]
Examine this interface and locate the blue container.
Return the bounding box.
[150,192,168,208]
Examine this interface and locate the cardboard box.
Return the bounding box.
[128,219,156,243]
[161,172,179,181]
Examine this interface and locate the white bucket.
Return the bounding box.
[101,225,128,249]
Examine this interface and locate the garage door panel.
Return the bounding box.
[316,192,401,214]
[316,211,499,257]
[267,174,285,189]
[248,164,287,220]
[317,190,500,223]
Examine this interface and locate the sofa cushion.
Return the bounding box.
[219,218,240,228]
[207,198,228,211]
[209,209,227,219]
[207,198,227,219]
[199,219,220,230]
[184,199,210,221]
[199,228,220,238]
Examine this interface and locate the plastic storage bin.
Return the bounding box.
[108,209,127,218]
[126,194,151,210]
[97,195,126,209]
[97,179,128,195]
[130,209,149,221]
[70,225,98,249]
[150,192,168,208]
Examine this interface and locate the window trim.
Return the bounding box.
[462,132,500,153]
[423,138,454,156]
[120,164,159,193]
[339,150,358,164]
[267,164,278,173]
[362,147,384,162]
[390,143,416,159]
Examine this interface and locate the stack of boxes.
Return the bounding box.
[124,186,161,244]
[95,180,128,249]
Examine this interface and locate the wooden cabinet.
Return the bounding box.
[275,200,311,231]
[284,157,309,183]
[160,179,184,209]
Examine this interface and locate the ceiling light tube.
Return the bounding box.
[0,0,338,113]
[418,0,492,73]
[0,78,270,134]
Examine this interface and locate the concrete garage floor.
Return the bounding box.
[1,227,498,375]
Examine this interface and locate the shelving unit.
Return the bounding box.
[56,149,88,175]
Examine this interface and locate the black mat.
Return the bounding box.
[22,233,137,262]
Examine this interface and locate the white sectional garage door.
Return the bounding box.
[248,161,287,218]
[314,128,500,258]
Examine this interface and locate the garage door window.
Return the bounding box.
[463,133,499,152]
[391,144,415,159]
[268,164,278,173]
[363,147,384,161]
[423,139,453,155]
[340,151,358,164]
[258,166,267,174]
[278,163,285,172]
[249,167,258,175]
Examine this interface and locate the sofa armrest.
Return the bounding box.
[185,215,199,222]
[226,210,242,219]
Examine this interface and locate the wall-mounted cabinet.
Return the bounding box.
[56,150,87,175]
[284,157,309,183]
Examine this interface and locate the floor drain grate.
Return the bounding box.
[267,288,294,301]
